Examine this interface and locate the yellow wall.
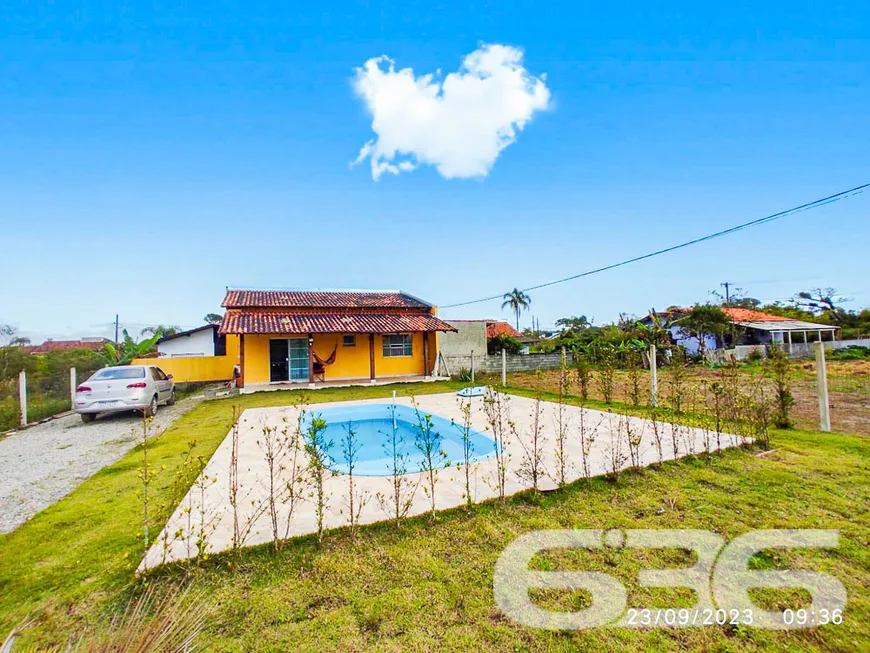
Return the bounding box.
[243,334,272,384]
[374,332,427,377]
[131,334,241,383]
[225,333,240,363]
[312,333,372,380]
[240,331,437,384]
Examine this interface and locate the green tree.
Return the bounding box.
[0,324,29,347]
[0,342,33,381]
[501,288,531,332]
[793,287,849,322]
[487,333,522,355]
[765,344,795,429]
[203,313,223,324]
[676,304,730,358]
[555,316,590,331]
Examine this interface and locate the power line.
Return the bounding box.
[726,276,825,286]
[440,183,869,309]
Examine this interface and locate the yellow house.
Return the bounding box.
[219,289,456,388]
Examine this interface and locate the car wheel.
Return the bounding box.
[144,395,158,418]
[167,389,176,406]
[80,413,96,424]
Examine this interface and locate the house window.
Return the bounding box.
[343,335,356,347]
[382,334,412,357]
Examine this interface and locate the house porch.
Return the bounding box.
[237,331,439,388]
[239,374,450,394]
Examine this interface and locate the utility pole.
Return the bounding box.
[114,314,119,345]
[721,282,731,305]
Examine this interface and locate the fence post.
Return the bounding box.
[814,342,831,432]
[18,370,27,427]
[649,344,658,407]
[69,367,77,405]
[470,350,475,384]
[501,348,506,386]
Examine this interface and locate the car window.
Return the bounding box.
[93,367,146,380]
[150,367,161,381]
[155,367,167,380]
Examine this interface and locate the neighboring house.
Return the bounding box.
[219,289,456,387]
[486,321,541,352]
[157,325,227,358]
[26,337,109,355]
[485,321,523,339]
[442,319,530,356]
[441,320,488,360]
[641,307,839,355]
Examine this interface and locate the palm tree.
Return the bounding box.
[502,288,531,332]
[140,325,180,338]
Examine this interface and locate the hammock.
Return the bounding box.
[311,345,338,366]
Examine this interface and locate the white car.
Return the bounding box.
[74,365,175,423]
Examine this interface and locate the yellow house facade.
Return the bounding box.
[219,289,456,387]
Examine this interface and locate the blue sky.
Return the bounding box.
[1,1,868,341]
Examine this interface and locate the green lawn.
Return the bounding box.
[1,381,868,651]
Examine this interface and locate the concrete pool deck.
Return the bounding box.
[141,392,745,569]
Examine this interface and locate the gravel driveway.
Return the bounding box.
[0,394,205,534]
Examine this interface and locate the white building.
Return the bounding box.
[156,325,226,358]
[641,307,838,357]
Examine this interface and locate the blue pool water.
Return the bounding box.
[300,403,497,476]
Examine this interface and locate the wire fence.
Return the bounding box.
[480,351,870,437]
[1,360,103,432]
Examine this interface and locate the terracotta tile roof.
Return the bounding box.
[220,311,457,335]
[721,308,790,322]
[28,339,109,354]
[222,290,431,310]
[649,307,791,323]
[485,321,523,339]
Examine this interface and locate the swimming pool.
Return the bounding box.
[300,403,497,476]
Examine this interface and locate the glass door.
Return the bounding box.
[288,338,310,382]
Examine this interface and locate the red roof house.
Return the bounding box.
[219,289,456,387]
[642,306,838,354]
[485,321,523,339]
[28,338,109,354]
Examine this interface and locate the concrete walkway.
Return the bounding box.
[142,392,744,569]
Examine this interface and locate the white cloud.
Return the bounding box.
[351,44,551,180]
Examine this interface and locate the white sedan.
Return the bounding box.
[74,365,175,423]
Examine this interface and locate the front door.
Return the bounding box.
[269,339,289,382]
[269,338,310,382]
